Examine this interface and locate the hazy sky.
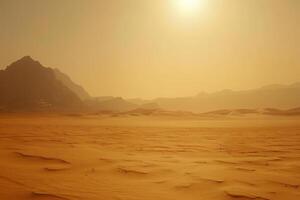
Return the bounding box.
[0,0,299,98]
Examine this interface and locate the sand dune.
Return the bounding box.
[0,114,299,200]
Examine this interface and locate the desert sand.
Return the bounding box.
[0,113,299,200]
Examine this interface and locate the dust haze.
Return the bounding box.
[0,0,300,200]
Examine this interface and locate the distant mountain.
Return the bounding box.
[2,56,299,113]
[54,69,91,100]
[0,56,144,112]
[86,97,138,112]
[139,103,160,110]
[127,98,152,105]
[147,83,300,112]
[93,96,116,102]
[0,56,83,111]
[85,97,161,113]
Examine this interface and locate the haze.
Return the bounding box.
[0,0,299,99]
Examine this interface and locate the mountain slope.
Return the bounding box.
[54,69,91,100]
[0,56,83,111]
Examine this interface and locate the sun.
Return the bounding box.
[175,0,202,14]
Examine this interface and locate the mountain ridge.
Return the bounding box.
[1,56,299,113]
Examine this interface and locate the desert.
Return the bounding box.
[0,113,299,200]
[1,1,299,199]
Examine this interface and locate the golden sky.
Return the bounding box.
[0,0,299,98]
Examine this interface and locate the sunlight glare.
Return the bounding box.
[175,0,203,15]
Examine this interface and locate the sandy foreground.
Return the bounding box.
[0,114,299,200]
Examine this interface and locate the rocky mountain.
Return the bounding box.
[0,56,83,111]
[0,56,148,113]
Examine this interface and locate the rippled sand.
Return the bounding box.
[0,114,299,200]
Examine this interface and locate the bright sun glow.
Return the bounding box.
[175,0,202,15]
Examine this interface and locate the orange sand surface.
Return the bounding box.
[0,114,299,200]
